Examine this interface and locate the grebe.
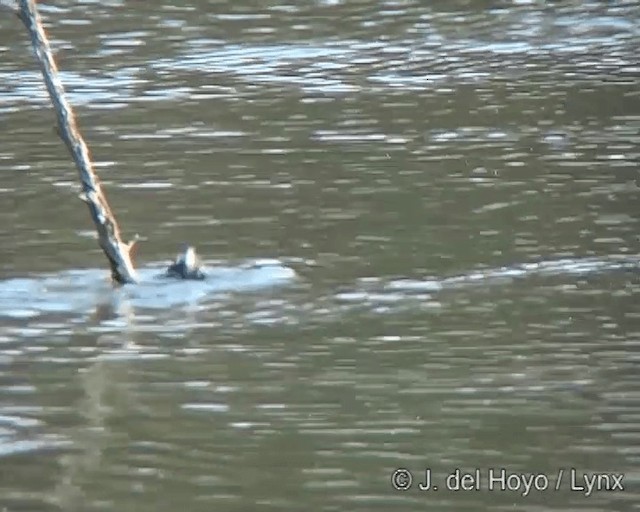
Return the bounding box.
[166,243,205,280]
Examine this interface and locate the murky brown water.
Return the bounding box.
[1,0,639,511]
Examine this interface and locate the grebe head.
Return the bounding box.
[177,243,197,269]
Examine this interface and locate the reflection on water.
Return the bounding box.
[0,0,639,511]
[0,260,296,318]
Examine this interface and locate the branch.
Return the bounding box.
[16,0,138,284]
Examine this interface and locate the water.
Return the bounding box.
[0,0,639,510]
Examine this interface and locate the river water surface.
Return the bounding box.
[0,1,639,511]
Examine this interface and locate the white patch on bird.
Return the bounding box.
[183,246,196,269]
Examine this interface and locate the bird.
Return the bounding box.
[166,243,205,280]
